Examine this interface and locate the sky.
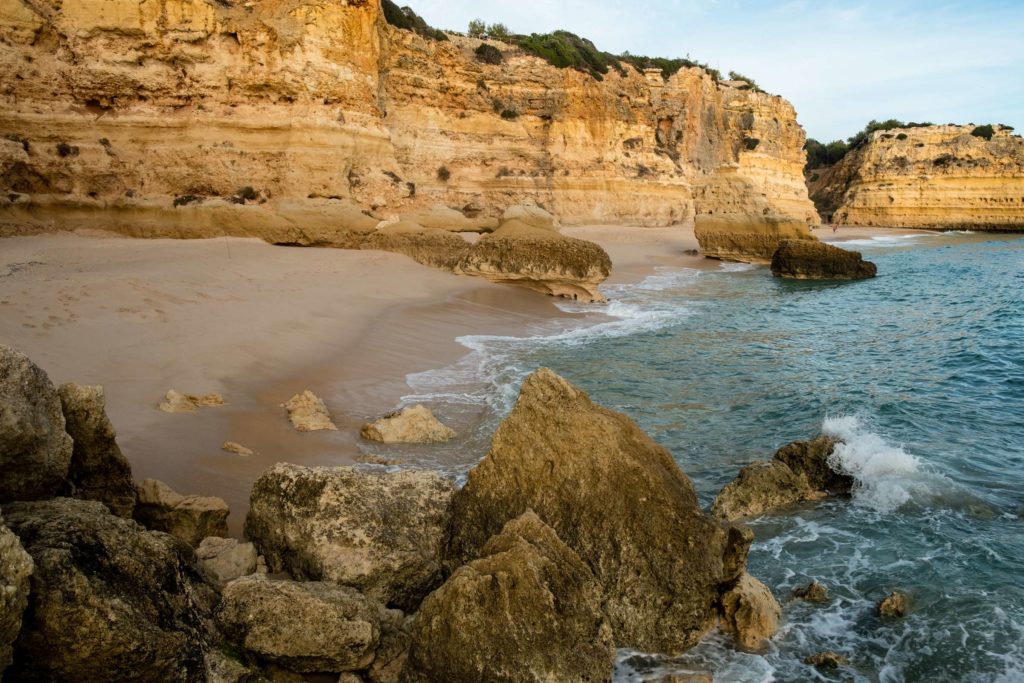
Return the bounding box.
[406,0,1024,142]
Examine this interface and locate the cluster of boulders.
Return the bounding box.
[770,239,878,280]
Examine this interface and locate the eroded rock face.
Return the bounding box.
[712,435,850,521]
[360,221,471,270]
[134,478,229,546]
[447,368,750,654]
[58,383,137,517]
[0,516,32,675]
[197,537,259,588]
[281,390,338,432]
[406,510,615,682]
[218,577,382,673]
[810,124,1024,230]
[246,464,455,611]
[3,498,215,682]
[0,345,73,502]
[719,573,782,651]
[360,405,456,444]
[455,220,612,302]
[771,239,877,280]
[401,206,497,233]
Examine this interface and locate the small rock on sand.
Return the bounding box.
[360,405,455,444]
[221,441,254,457]
[159,390,225,414]
[282,390,337,432]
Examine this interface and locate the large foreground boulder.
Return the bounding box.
[360,404,456,444]
[406,511,614,682]
[134,478,230,546]
[771,239,877,280]
[2,498,215,681]
[57,383,137,517]
[447,368,751,654]
[454,220,611,302]
[0,345,73,502]
[246,465,455,611]
[712,435,851,521]
[0,516,33,675]
[218,577,383,673]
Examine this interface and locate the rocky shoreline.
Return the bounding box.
[0,341,896,682]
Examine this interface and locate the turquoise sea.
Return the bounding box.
[394,231,1024,682]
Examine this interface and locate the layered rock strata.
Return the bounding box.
[0,0,816,250]
[809,125,1024,230]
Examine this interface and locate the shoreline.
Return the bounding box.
[0,223,897,534]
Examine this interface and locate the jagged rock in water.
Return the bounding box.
[712,435,850,521]
[447,368,752,654]
[878,590,909,618]
[57,383,137,517]
[719,573,782,651]
[455,220,612,303]
[792,580,830,603]
[360,404,456,444]
[2,498,215,682]
[0,345,73,502]
[406,511,615,682]
[134,478,229,546]
[281,390,337,432]
[0,515,32,676]
[246,464,455,611]
[771,239,877,280]
[217,576,382,673]
[804,651,850,669]
[197,537,260,588]
[360,221,471,270]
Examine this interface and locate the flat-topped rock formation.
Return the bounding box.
[809,124,1024,230]
[0,0,816,257]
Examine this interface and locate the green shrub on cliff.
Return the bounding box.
[971,124,995,140]
[382,1,448,41]
[805,119,935,171]
[475,43,503,65]
[728,71,763,93]
[514,31,620,80]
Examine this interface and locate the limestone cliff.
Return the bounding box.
[0,0,817,243]
[809,125,1024,230]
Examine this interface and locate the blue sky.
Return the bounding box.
[407,1,1024,142]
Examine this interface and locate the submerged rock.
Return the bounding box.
[0,345,73,502]
[221,441,254,456]
[0,516,33,675]
[3,498,215,681]
[770,239,877,280]
[792,580,830,603]
[218,576,382,673]
[58,383,137,517]
[406,511,615,682]
[447,368,751,654]
[158,389,226,413]
[804,651,850,669]
[878,590,909,618]
[719,573,782,651]
[360,404,456,444]
[246,464,455,611]
[281,390,338,432]
[197,537,260,588]
[712,435,850,521]
[134,478,229,546]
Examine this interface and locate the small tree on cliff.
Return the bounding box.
[487,23,511,41]
[468,19,486,37]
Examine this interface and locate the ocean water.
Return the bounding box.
[397,231,1024,682]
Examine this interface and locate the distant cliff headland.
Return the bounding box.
[805,121,1024,231]
[0,0,817,263]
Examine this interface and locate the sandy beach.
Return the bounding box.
[0,225,702,532]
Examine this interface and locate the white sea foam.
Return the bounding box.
[718,261,757,272]
[839,233,934,247]
[822,415,933,513]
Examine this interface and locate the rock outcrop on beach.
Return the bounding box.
[770,239,877,280]
[57,383,138,517]
[158,389,226,414]
[0,516,32,675]
[406,510,615,682]
[0,345,73,502]
[361,404,456,444]
[0,0,816,252]
[2,497,216,681]
[218,577,384,674]
[712,435,850,520]
[447,367,753,654]
[134,478,230,546]
[246,464,455,611]
[282,390,338,432]
[808,124,1024,230]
